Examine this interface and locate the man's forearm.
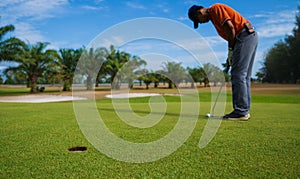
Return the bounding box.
[224,20,236,49]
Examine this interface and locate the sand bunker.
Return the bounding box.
[105,93,161,99]
[105,93,181,99]
[0,93,181,103]
[0,95,86,103]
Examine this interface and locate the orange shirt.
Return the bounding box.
[208,3,249,41]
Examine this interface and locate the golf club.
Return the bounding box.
[206,65,230,118]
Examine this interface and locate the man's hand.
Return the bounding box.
[226,48,233,67]
[224,48,233,74]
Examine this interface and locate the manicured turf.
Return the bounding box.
[0,86,31,96]
[0,85,300,178]
[0,85,61,96]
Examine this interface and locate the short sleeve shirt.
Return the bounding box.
[208,3,249,41]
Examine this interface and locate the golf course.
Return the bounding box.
[0,83,299,178]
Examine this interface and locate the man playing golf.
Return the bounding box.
[188,3,258,120]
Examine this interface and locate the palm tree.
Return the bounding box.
[118,55,146,89]
[0,24,24,62]
[141,73,159,89]
[202,63,224,87]
[161,61,187,88]
[202,63,213,87]
[155,70,168,87]
[77,47,105,90]
[5,42,58,93]
[187,66,202,88]
[58,48,83,91]
[136,69,148,86]
[3,70,27,84]
[100,45,131,90]
[221,63,230,82]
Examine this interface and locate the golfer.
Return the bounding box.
[188,3,258,120]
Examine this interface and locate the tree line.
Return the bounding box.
[256,6,300,84]
[0,23,226,93]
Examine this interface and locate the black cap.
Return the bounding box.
[188,5,203,29]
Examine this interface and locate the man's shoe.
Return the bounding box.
[222,113,250,121]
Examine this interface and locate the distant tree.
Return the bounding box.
[258,6,300,83]
[139,72,159,89]
[202,63,213,87]
[155,70,168,87]
[284,6,300,83]
[202,63,224,87]
[152,73,160,88]
[58,48,83,91]
[100,45,129,90]
[5,42,58,93]
[142,73,154,89]
[136,69,148,86]
[187,66,202,88]
[261,41,290,83]
[4,71,15,84]
[117,55,146,89]
[77,47,105,90]
[255,71,265,82]
[99,45,146,90]
[0,24,24,62]
[4,70,27,84]
[221,63,230,82]
[211,65,224,86]
[161,61,186,88]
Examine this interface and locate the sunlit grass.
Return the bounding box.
[0,84,300,177]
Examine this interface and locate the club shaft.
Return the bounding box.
[211,82,225,115]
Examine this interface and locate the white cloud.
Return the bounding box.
[1,0,69,22]
[204,36,226,47]
[183,0,198,5]
[90,36,125,49]
[93,0,105,4]
[117,38,222,69]
[47,40,83,50]
[177,16,187,21]
[162,8,170,13]
[126,2,146,10]
[0,0,25,8]
[257,24,293,38]
[0,0,69,44]
[156,3,171,14]
[254,10,297,38]
[13,22,45,43]
[82,5,101,11]
[81,5,107,11]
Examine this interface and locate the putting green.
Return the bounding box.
[0,84,299,178]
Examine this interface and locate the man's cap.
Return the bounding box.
[188,5,203,29]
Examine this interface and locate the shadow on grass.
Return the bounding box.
[98,107,208,119]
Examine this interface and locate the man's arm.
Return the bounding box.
[224,20,236,49]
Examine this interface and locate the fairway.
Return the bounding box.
[0,84,300,178]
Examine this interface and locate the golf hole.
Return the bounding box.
[68,146,87,152]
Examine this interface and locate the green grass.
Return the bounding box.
[0,85,61,96]
[0,86,31,96]
[252,93,300,104]
[0,85,300,178]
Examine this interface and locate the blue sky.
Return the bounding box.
[0,0,299,78]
